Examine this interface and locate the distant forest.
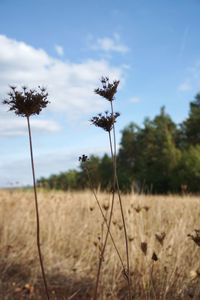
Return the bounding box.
[37,93,200,194]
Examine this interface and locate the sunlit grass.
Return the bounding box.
[1,189,200,299]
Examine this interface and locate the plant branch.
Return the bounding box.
[93,131,116,300]
[85,165,125,269]
[27,116,50,300]
[110,101,131,299]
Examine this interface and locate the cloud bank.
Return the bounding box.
[0,34,123,117]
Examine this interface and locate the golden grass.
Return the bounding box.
[1,189,200,299]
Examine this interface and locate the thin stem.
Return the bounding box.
[116,175,131,297]
[93,132,116,300]
[111,101,117,168]
[110,101,132,299]
[27,116,50,300]
[85,166,125,269]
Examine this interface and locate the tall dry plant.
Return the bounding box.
[79,154,125,270]
[3,86,50,300]
[90,77,131,299]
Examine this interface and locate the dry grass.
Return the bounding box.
[1,189,200,299]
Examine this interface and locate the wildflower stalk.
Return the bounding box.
[110,101,131,299]
[92,77,132,299]
[3,86,50,300]
[93,133,116,299]
[27,116,50,300]
[82,161,125,269]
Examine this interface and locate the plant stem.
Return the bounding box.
[110,101,131,299]
[93,132,117,300]
[27,116,50,300]
[85,166,125,269]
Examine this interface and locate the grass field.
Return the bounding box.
[1,189,200,299]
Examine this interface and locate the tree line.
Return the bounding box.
[37,93,200,194]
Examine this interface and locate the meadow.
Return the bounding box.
[1,189,200,299]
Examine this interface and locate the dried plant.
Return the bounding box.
[94,76,120,102]
[155,231,166,245]
[143,205,150,212]
[3,86,50,300]
[152,251,159,262]
[2,191,200,299]
[102,203,109,211]
[91,77,131,300]
[134,206,142,213]
[3,86,49,117]
[90,111,120,132]
[141,241,148,256]
[188,230,200,247]
[79,154,125,270]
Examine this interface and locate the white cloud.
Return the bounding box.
[0,117,60,136]
[0,34,124,119]
[89,33,129,54]
[55,44,64,56]
[129,96,141,103]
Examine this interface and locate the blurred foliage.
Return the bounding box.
[37,93,200,194]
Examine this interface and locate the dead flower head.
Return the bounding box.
[152,251,159,262]
[95,77,120,102]
[3,86,49,117]
[134,206,142,213]
[79,154,88,163]
[102,203,110,211]
[155,231,166,245]
[188,229,200,247]
[90,111,120,132]
[140,242,148,256]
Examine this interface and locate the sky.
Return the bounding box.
[0,0,200,187]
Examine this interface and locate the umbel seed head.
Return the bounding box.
[79,154,88,163]
[3,86,50,117]
[95,77,120,102]
[91,111,120,132]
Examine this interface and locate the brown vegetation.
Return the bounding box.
[1,189,200,299]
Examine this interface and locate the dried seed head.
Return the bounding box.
[155,231,166,245]
[93,241,98,247]
[143,206,150,212]
[128,236,134,242]
[188,230,200,247]
[112,220,117,226]
[118,224,123,231]
[102,203,109,211]
[152,251,158,261]
[134,206,142,213]
[95,77,120,102]
[3,86,49,117]
[140,242,148,256]
[90,111,120,132]
[79,154,88,163]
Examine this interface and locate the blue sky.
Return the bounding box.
[0,0,200,186]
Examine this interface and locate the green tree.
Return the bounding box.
[118,122,141,191]
[182,93,200,146]
[118,107,180,193]
[173,145,200,192]
[79,155,101,189]
[99,154,112,190]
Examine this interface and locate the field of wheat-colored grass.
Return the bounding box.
[1,189,200,299]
